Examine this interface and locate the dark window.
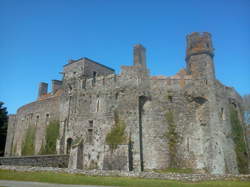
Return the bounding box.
[115,92,119,100]
[89,120,93,128]
[66,138,73,154]
[35,115,39,126]
[168,95,173,102]
[93,71,97,85]
[45,113,49,124]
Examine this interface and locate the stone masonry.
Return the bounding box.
[4,32,249,174]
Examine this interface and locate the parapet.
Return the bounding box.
[186,32,214,61]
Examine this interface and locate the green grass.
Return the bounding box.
[153,168,194,174]
[0,169,249,187]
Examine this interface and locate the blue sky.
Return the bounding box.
[0,0,249,114]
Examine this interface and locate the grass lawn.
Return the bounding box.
[0,169,249,187]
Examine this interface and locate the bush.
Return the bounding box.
[21,126,36,156]
[40,120,60,155]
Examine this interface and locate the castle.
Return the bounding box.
[4,32,249,174]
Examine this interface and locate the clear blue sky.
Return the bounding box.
[0,0,249,114]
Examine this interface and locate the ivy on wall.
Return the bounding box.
[40,120,60,155]
[164,110,180,168]
[105,111,126,151]
[229,106,249,174]
[21,126,36,156]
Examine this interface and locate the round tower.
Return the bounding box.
[185,32,215,82]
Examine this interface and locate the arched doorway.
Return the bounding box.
[66,138,73,154]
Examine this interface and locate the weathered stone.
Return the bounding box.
[3,32,249,174]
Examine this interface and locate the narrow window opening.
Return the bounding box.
[45,113,50,125]
[89,120,93,128]
[168,95,173,102]
[87,129,93,144]
[115,92,119,100]
[35,115,39,126]
[96,100,100,112]
[82,80,86,89]
[66,138,73,154]
[221,108,225,120]
[103,77,105,85]
[92,71,97,86]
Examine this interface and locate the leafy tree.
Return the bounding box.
[0,102,8,156]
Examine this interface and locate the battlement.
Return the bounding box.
[186,32,214,60]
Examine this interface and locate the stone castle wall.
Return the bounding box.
[4,32,249,174]
[10,94,61,156]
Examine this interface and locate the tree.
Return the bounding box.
[0,102,8,156]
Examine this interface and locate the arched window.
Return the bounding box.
[66,138,73,154]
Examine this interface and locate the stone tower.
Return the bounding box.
[186,32,215,83]
[38,82,48,98]
[133,44,147,69]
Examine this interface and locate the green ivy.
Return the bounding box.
[164,110,179,168]
[105,111,126,151]
[229,106,249,174]
[21,126,36,156]
[40,120,60,155]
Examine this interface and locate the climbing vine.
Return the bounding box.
[229,106,248,173]
[40,120,60,155]
[105,111,126,151]
[21,125,36,156]
[164,110,180,168]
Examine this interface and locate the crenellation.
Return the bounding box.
[4,33,249,174]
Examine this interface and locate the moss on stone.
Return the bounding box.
[21,126,36,156]
[229,106,249,174]
[40,120,60,155]
[105,111,126,151]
